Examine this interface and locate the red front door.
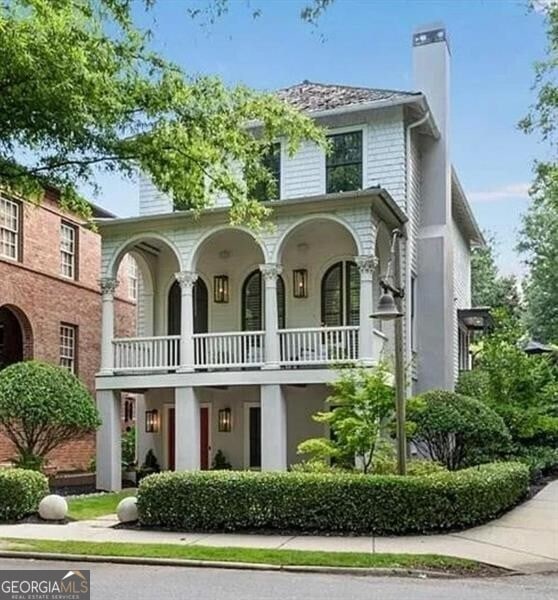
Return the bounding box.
[167,406,209,470]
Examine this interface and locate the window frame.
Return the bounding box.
[321,260,360,327]
[59,323,78,374]
[241,269,286,332]
[60,221,78,280]
[325,129,364,194]
[127,255,139,301]
[0,193,21,262]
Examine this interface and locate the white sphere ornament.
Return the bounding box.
[117,496,138,523]
[38,494,68,521]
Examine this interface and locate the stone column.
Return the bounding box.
[99,278,119,375]
[175,271,198,372]
[355,255,378,366]
[96,390,122,491]
[175,386,200,471]
[260,263,283,369]
[261,384,287,471]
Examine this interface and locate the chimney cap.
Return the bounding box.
[413,22,449,51]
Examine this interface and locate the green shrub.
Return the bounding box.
[513,446,558,481]
[137,462,528,535]
[408,390,511,470]
[0,468,49,522]
[122,427,136,469]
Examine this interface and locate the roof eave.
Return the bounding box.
[451,167,484,246]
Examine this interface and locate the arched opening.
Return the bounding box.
[167,278,209,335]
[0,304,33,369]
[321,261,360,327]
[241,270,286,331]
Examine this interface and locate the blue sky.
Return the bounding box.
[89,0,549,276]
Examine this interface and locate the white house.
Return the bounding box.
[95,23,483,491]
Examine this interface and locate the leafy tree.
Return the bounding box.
[297,364,394,474]
[0,0,324,226]
[407,390,511,470]
[0,361,100,470]
[519,2,558,342]
[457,311,558,447]
[471,233,521,317]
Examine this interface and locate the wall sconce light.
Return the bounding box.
[145,409,159,433]
[293,269,308,298]
[214,275,229,303]
[218,407,232,432]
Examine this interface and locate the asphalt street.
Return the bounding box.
[0,559,557,600]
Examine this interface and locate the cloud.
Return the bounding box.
[533,0,557,13]
[468,183,531,203]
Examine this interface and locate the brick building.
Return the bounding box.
[0,187,136,471]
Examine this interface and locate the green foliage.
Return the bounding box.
[457,313,558,446]
[122,427,136,469]
[513,445,558,481]
[407,390,511,470]
[0,468,49,522]
[0,361,100,471]
[0,0,324,227]
[297,365,395,473]
[211,449,232,470]
[137,462,529,534]
[371,441,447,476]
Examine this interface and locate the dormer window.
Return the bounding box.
[326,131,363,194]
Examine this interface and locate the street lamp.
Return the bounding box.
[370,229,407,476]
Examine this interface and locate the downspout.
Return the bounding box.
[404,111,430,396]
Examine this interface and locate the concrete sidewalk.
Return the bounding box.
[0,481,556,574]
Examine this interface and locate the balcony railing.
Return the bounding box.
[278,326,359,366]
[111,326,386,373]
[193,331,265,369]
[113,335,180,372]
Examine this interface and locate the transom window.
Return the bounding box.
[60,323,77,374]
[60,222,77,279]
[326,131,363,194]
[128,255,139,301]
[0,194,20,260]
[321,261,360,327]
[242,270,286,331]
[248,143,281,202]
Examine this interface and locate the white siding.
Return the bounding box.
[139,173,173,216]
[283,140,325,199]
[453,220,471,376]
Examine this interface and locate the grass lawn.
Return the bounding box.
[2,538,488,574]
[67,490,136,520]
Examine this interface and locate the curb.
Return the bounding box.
[0,550,469,579]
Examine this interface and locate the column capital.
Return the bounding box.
[99,277,119,296]
[354,255,378,275]
[175,271,198,290]
[259,263,283,282]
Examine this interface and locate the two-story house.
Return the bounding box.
[0,186,138,472]
[94,23,483,491]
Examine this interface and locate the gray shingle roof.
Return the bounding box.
[276,80,419,112]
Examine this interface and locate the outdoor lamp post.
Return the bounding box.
[370,229,407,476]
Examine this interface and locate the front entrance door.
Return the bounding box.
[167,406,210,471]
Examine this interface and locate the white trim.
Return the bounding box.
[243,400,261,470]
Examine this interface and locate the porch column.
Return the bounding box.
[175,386,200,470]
[261,384,287,471]
[355,255,378,366]
[175,271,198,372]
[260,263,283,369]
[99,278,119,375]
[96,390,122,491]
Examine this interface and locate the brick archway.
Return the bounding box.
[0,304,33,367]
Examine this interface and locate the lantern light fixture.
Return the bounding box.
[214,275,230,303]
[292,269,308,298]
[145,409,159,433]
[218,407,232,432]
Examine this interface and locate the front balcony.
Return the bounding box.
[111,326,388,373]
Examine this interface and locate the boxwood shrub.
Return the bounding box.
[0,468,49,522]
[137,462,529,535]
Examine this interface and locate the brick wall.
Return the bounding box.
[0,191,136,471]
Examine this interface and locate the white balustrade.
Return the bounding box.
[278,326,359,367]
[193,331,265,369]
[113,336,180,371]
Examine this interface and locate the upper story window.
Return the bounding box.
[128,255,139,301]
[0,193,20,261]
[326,131,363,194]
[60,222,78,279]
[321,261,360,327]
[248,143,281,202]
[60,323,77,374]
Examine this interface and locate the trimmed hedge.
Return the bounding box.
[0,468,49,522]
[137,462,529,535]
